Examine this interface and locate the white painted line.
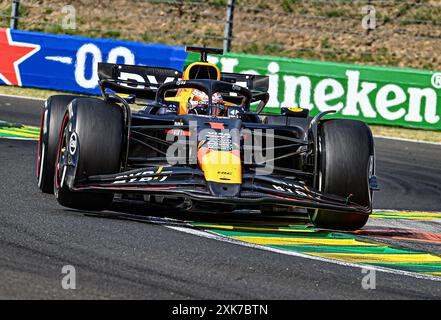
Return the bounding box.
[168,225,441,282]
[374,135,441,146]
[0,93,45,101]
[0,136,38,141]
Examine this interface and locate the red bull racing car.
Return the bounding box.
[36,47,378,231]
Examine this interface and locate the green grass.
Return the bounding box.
[0,85,86,100]
[370,125,441,144]
[1,85,440,143]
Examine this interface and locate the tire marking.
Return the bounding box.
[37,143,45,188]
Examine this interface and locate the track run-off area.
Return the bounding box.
[0,94,440,299]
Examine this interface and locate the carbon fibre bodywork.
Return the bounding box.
[61,105,372,216]
[47,47,376,221]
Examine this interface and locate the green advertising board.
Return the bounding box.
[187,52,441,130]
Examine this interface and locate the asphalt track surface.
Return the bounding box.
[0,95,440,299]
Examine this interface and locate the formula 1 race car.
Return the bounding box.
[37,46,378,231]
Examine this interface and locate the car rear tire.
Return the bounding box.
[37,95,83,194]
[309,119,374,231]
[54,98,124,211]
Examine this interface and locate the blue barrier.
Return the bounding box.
[0,28,188,94]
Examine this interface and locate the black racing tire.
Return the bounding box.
[37,95,83,194]
[309,119,374,231]
[54,97,124,211]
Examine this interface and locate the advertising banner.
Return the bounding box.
[1,27,440,130]
[0,28,187,95]
[187,52,441,130]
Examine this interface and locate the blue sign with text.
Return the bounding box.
[0,28,188,94]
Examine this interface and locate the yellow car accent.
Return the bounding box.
[288,107,304,112]
[164,62,227,115]
[199,150,242,184]
[183,62,221,81]
[165,88,194,115]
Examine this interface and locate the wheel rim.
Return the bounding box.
[55,113,70,192]
[36,109,47,182]
[312,134,323,220]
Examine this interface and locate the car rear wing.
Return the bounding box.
[98,63,183,100]
[98,62,270,109]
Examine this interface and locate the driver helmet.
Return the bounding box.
[188,89,226,116]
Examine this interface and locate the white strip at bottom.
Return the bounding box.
[0,136,38,141]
